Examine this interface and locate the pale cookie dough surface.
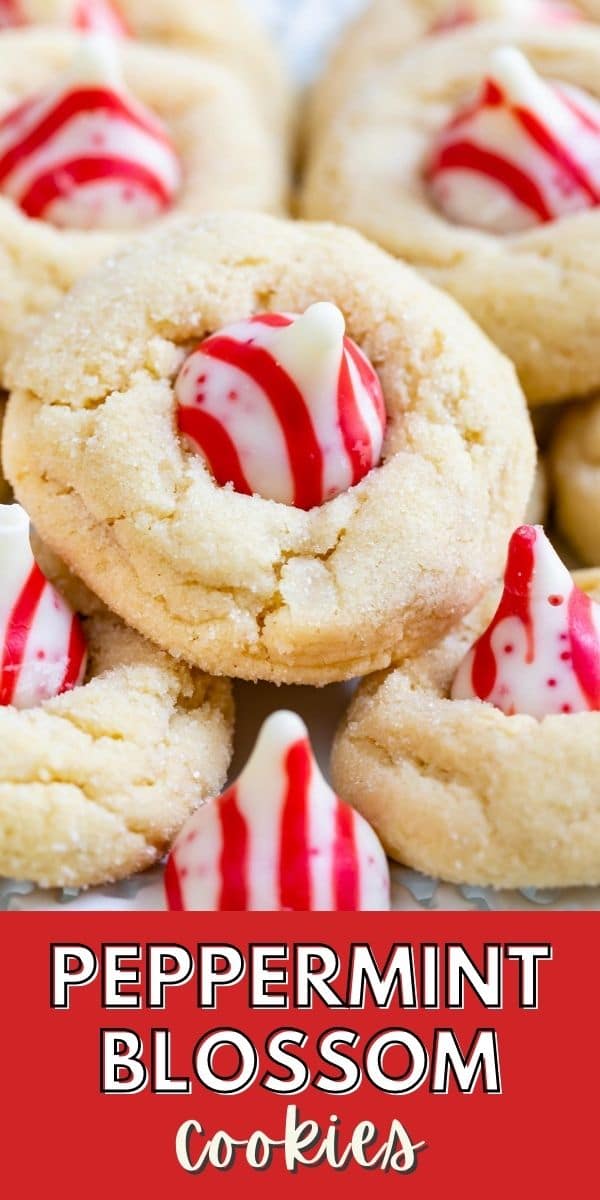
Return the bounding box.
[0,603,234,889]
[3,212,535,685]
[0,29,288,382]
[332,570,600,889]
[301,23,600,405]
[550,399,600,565]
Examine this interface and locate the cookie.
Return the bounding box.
[301,23,600,404]
[332,532,600,889]
[3,212,535,684]
[0,29,287,383]
[0,505,234,888]
[0,1,290,136]
[550,398,600,565]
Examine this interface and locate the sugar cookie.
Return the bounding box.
[0,29,287,382]
[3,213,535,684]
[0,510,234,888]
[302,23,600,404]
[333,534,600,888]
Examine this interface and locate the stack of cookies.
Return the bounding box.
[1,0,600,908]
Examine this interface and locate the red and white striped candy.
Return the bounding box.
[427,46,600,234]
[431,0,579,35]
[175,303,387,510]
[0,504,87,709]
[452,525,600,719]
[0,34,180,229]
[165,710,391,912]
[0,0,127,35]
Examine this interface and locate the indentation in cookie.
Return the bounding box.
[0,0,127,35]
[165,709,391,911]
[452,524,600,718]
[0,503,87,709]
[426,46,600,234]
[0,33,180,229]
[175,302,387,510]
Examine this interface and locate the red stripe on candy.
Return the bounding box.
[0,86,169,182]
[178,405,253,496]
[250,313,293,329]
[333,802,360,911]
[0,564,46,705]
[59,615,87,696]
[0,0,23,28]
[337,346,376,486]
[514,104,600,205]
[218,788,249,911]
[568,588,600,709]
[429,140,552,222]
[279,739,312,911]
[445,79,502,133]
[346,339,386,428]
[201,336,325,511]
[0,96,37,138]
[558,87,600,135]
[164,854,185,911]
[470,526,537,702]
[18,155,171,219]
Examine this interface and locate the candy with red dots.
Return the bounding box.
[426,45,600,234]
[452,525,600,719]
[0,0,127,35]
[0,34,180,230]
[165,710,391,911]
[0,504,87,709]
[175,302,387,510]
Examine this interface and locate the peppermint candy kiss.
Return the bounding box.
[0,504,87,709]
[175,303,387,510]
[0,0,127,33]
[165,711,391,912]
[427,46,600,235]
[452,525,600,719]
[0,34,180,230]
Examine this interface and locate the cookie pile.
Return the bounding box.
[1,0,599,905]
